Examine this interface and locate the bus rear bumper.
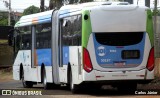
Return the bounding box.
[82,68,154,82]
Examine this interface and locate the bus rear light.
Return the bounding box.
[83,47,93,73]
[146,47,154,71]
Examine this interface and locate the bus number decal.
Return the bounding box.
[110,50,117,53]
[101,59,111,63]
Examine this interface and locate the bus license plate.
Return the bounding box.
[122,50,140,59]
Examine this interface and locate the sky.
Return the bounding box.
[0,0,49,12]
[0,0,159,12]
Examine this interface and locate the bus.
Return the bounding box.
[8,2,154,93]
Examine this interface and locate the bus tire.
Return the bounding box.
[70,71,79,93]
[43,68,49,89]
[21,69,33,88]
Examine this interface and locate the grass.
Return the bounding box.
[0,39,8,44]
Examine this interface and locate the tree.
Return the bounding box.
[48,0,94,10]
[23,5,40,16]
[0,12,8,26]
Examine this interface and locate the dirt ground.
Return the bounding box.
[0,67,13,82]
[155,58,160,77]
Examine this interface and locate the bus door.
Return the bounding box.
[58,18,66,83]
[58,17,71,83]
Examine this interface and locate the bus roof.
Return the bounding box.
[15,10,53,27]
[15,2,103,27]
[15,2,146,27]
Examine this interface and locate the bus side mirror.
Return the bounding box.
[8,30,14,46]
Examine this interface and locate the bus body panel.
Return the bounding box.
[59,46,83,84]
[69,46,83,84]
[82,69,154,81]
[13,65,20,80]
[81,5,154,82]
[13,50,30,80]
[90,6,147,32]
[87,32,151,72]
[82,33,154,81]
[44,66,53,83]
[13,50,53,82]
[93,32,145,68]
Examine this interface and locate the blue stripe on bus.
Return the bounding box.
[59,14,70,18]
[36,46,69,66]
[59,9,70,15]
[59,9,81,15]
[38,15,51,24]
[59,9,81,18]
[37,18,51,24]
[36,49,51,66]
[63,46,69,65]
[93,33,145,67]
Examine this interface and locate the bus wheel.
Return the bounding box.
[70,72,78,93]
[43,68,49,89]
[21,69,33,88]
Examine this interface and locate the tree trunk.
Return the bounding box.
[145,0,150,7]
[40,0,45,12]
[49,0,54,10]
[49,0,62,10]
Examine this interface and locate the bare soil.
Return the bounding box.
[0,67,13,82]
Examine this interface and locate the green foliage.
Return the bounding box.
[0,18,8,26]
[23,5,40,16]
[0,12,8,26]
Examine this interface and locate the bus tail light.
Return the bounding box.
[146,47,154,71]
[83,47,93,73]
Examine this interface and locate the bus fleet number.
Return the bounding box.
[101,59,111,63]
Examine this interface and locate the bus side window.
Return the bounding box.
[72,15,82,46]
[35,23,51,49]
[61,15,81,46]
[20,26,32,50]
[62,19,70,46]
[15,26,31,50]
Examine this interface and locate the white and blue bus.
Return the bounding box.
[9,2,154,93]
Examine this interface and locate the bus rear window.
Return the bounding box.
[95,32,143,46]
